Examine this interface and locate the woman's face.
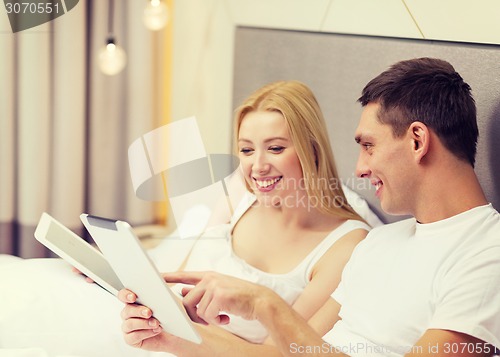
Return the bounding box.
[238,110,304,208]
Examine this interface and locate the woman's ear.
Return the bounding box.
[408,121,430,163]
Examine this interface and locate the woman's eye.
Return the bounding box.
[239,148,253,155]
[269,146,285,153]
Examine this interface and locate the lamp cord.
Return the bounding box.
[107,0,114,38]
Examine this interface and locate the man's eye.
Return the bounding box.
[269,146,285,153]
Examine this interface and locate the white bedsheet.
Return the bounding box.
[0,256,173,357]
[0,188,382,357]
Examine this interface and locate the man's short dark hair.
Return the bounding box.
[358,57,478,167]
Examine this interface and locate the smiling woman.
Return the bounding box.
[234,80,361,219]
[237,110,303,206]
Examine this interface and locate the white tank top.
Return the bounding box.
[212,193,371,343]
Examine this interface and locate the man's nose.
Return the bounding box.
[355,154,371,178]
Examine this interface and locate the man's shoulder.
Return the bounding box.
[367,217,415,237]
[466,204,500,247]
[356,218,416,250]
[476,204,500,229]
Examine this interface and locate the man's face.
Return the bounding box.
[354,103,415,216]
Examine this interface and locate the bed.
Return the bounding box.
[0,184,381,357]
[1,28,499,357]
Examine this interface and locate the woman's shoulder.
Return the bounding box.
[341,218,372,232]
[324,219,370,242]
[229,191,257,228]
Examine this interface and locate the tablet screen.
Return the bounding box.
[34,212,123,295]
[80,213,202,344]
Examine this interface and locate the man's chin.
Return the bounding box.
[380,202,411,217]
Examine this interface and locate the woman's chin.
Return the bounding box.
[255,192,282,208]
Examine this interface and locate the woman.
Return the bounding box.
[120,80,370,349]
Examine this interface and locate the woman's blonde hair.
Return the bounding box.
[234,80,362,221]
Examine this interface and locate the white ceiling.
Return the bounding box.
[225,0,500,45]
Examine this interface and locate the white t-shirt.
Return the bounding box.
[324,204,500,356]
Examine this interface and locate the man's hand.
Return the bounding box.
[163,271,274,325]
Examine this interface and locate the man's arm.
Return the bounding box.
[255,289,347,357]
[168,271,348,357]
[407,329,496,357]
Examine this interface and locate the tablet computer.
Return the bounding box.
[34,212,124,295]
[80,213,202,344]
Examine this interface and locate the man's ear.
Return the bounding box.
[408,121,430,163]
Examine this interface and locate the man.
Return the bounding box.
[119,58,500,356]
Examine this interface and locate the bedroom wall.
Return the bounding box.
[169,0,500,223]
[170,0,500,155]
[231,28,500,223]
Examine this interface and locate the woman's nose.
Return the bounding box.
[253,152,270,174]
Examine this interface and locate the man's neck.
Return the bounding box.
[414,162,488,224]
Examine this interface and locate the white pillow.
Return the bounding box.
[341,184,384,228]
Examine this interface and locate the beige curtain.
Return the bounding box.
[0,0,164,258]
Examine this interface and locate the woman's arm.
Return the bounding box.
[260,228,365,346]
[290,228,366,321]
[307,297,342,336]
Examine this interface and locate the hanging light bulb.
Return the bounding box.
[98,0,126,75]
[143,0,169,31]
[98,37,127,76]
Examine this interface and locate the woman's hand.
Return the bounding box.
[118,290,162,347]
[118,288,186,351]
[71,267,94,283]
[119,272,265,348]
[117,284,281,356]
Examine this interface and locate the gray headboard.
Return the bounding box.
[232,27,500,223]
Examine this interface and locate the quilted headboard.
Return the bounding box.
[232,27,500,223]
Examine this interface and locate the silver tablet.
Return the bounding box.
[80,213,202,344]
[34,212,124,295]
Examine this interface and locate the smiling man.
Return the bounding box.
[319,57,500,355]
[119,58,500,356]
